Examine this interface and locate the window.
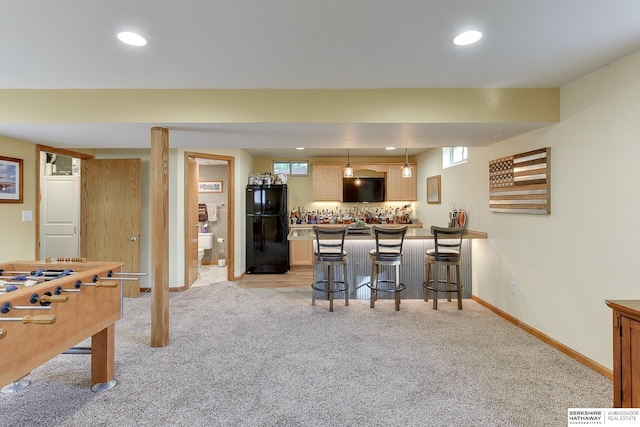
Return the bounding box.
[273,161,308,176]
[443,147,468,169]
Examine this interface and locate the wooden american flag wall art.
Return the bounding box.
[489,147,550,215]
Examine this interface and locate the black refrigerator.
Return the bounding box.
[246,184,289,274]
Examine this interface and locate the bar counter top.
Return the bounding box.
[287,226,487,240]
[289,222,424,229]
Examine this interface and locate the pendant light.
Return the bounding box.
[343,148,354,178]
[401,148,412,178]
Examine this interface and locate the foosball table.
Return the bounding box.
[0,259,126,392]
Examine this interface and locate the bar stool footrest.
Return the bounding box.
[312,280,348,294]
[423,280,463,293]
[366,280,406,293]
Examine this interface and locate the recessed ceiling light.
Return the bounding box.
[296,147,304,150]
[117,31,147,47]
[453,30,482,46]
[385,147,396,150]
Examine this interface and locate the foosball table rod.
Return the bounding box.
[0,302,52,314]
[0,315,56,324]
[54,279,119,293]
[29,293,69,305]
[0,278,42,286]
[0,285,19,293]
[76,279,119,288]
[106,271,148,277]
[0,268,76,277]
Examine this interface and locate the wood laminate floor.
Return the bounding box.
[238,268,312,288]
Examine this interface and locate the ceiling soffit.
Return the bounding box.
[0,88,559,124]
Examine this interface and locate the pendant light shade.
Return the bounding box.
[401,148,412,178]
[344,148,354,178]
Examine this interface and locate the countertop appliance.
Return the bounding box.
[246,184,289,274]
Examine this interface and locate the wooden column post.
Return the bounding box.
[151,127,169,347]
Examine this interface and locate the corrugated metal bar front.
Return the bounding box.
[312,239,472,300]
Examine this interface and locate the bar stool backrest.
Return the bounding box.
[372,225,408,262]
[430,226,465,262]
[313,226,348,262]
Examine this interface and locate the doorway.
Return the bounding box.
[184,152,235,287]
[35,145,143,298]
[35,145,93,260]
[39,151,81,260]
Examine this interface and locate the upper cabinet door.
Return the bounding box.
[312,164,343,201]
[387,164,417,201]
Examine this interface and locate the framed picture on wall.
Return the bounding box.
[0,156,23,203]
[199,181,223,193]
[426,175,441,204]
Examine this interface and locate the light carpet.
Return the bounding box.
[1,281,612,426]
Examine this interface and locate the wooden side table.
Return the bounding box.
[605,300,640,407]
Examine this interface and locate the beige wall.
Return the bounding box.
[252,156,415,214]
[0,137,36,262]
[416,49,640,370]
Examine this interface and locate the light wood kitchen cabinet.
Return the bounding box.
[312,162,417,202]
[312,164,343,201]
[289,239,313,267]
[386,163,417,201]
[606,300,640,407]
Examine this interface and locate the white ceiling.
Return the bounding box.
[1,1,640,158]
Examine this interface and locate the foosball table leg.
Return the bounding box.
[90,324,117,393]
[1,377,30,394]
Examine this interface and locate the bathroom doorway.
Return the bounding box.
[184,152,234,287]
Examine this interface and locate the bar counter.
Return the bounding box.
[288,225,487,240]
[287,226,487,301]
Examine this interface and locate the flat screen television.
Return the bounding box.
[343,178,385,203]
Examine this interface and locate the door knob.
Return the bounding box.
[129,237,137,242]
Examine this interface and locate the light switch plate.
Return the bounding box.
[22,210,33,222]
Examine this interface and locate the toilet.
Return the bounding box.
[198,232,214,268]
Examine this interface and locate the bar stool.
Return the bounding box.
[367,225,408,311]
[424,226,465,310]
[311,225,349,312]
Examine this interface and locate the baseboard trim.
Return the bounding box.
[471,295,613,380]
[140,287,182,293]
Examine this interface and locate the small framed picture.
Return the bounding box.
[0,156,23,203]
[199,181,223,193]
[427,175,441,204]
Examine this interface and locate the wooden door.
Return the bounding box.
[41,175,80,259]
[81,159,141,297]
[185,157,199,287]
